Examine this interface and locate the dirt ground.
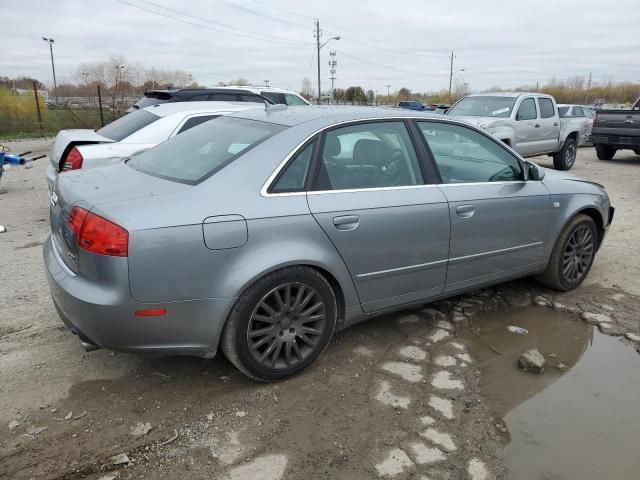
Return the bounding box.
[0,140,638,480]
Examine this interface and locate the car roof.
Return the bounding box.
[466,92,553,98]
[222,85,301,95]
[227,105,441,127]
[145,88,255,96]
[141,101,264,117]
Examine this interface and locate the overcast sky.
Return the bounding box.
[1,0,638,93]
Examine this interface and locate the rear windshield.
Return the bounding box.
[558,106,570,117]
[447,96,517,118]
[127,117,286,185]
[97,109,160,141]
[131,92,173,110]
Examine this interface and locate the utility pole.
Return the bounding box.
[42,37,58,106]
[314,19,340,105]
[386,84,391,104]
[585,72,592,104]
[329,51,337,104]
[448,51,454,101]
[263,79,270,87]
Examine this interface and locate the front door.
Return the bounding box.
[306,120,451,312]
[416,120,550,293]
[514,96,541,156]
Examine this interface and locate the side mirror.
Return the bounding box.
[526,161,545,181]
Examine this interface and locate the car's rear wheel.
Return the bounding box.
[553,137,577,170]
[221,266,337,381]
[595,144,616,160]
[536,214,597,291]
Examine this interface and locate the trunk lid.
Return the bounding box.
[49,161,188,273]
[50,129,114,172]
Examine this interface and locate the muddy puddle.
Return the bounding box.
[466,306,640,480]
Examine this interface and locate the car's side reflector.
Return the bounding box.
[134,308,167,317]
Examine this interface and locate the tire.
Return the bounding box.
[633,149,640,156]
[220,266,337,382]
[553,137,577,170]
[595,144,616,160]
[536,214,598,291]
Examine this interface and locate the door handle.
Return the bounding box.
[534,124,541,128]
[456,205,475,218]
[333,215,360,231]
[553,122,559,126]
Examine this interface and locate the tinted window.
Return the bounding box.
[447,96,516,118]
[128,117,285,185]
[97,109,160,141]
[558,106,570,117]
[517,98,537,120]
[238,94,265,103]
[177,115,217,134]
[317,122,423,190]
[261,92,286,104]
[399,102,409,107]
[285,93,308,105]
[418,122,522,184]
[189,94,210,101]
[208,93,239,101]
[270,141,315,193]
[538,98,556,119]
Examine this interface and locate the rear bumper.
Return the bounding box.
[43,236,235,357]
[591,135,640,148]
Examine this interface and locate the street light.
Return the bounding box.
[315,21,340,104]
[42,37,58,106]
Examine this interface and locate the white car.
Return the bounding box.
[47,102,260,191]
[557,104,595,143]
[223,86,311,106]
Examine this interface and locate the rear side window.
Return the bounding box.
[538,98,556,119]
[516,98,537,120]
[177,115,218,134]
[572,106,585,117]
[558,106,570,117]
[209,93,239,101]
[270,141,315,193]
[261,92,286,104]
[238,94,265,103]
[128,117,285,185]
[97,110,160,141]
[582,107,594,118]
[285,94,308,106]
[189,94,209,101]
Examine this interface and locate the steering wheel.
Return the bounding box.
[379,150,405,184]
[488,165,518,182]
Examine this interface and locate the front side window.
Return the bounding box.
[538,98,556,119]
[97,109,160,141]
[418,122,523,184]
[316,122,423,191]
[270,141,315,193]
[516,98,537,121]
[128,117,285,184]
[285,94,308,106]
[447,96,517,118]
[261,92,286,104]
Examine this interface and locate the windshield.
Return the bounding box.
[447,96,517,118]
[96,109,160,141]
[128,116,286,184]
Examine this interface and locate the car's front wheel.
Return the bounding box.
[221,266,337,381]
[536,214,598,291]
[553,137,577,170]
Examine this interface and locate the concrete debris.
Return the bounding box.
[507,325,529,335]
[110,453,131,465]
[533,295,552,307]
[518,349,546,374]
[23,426,48,438]
[8,420,20,431]
[624,333,640,343]
[581,312,613,326]
[235,411,247,418]
[0,225,6,233]
[130,422,152,436]
[64,412,73,420]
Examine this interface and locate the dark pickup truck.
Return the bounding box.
[591,96,640,160]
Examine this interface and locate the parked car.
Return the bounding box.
[446,93,585,170]
[398,101,432,111]
[591,96,640,160]
[223,86,311,106]
[46,102,260,191]
[557,104,595,144]
[127,88,273,112]
[45,107,613,381]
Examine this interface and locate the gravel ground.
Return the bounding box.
[0,140,638,480]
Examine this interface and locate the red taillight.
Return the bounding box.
[135,308,167,317]
[62,147,83,171]
[68,207,129,257]
[592,114,598,128]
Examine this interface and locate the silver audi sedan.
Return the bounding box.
[44,106,614,381]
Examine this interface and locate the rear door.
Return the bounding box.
[536,97,560,152]
[416,120,549,293]
[306,120,450,312]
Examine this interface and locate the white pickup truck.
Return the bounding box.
[446,92,587,170]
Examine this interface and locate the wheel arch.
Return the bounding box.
[575,206,605,247]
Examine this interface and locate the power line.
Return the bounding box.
[115,0,312,45]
